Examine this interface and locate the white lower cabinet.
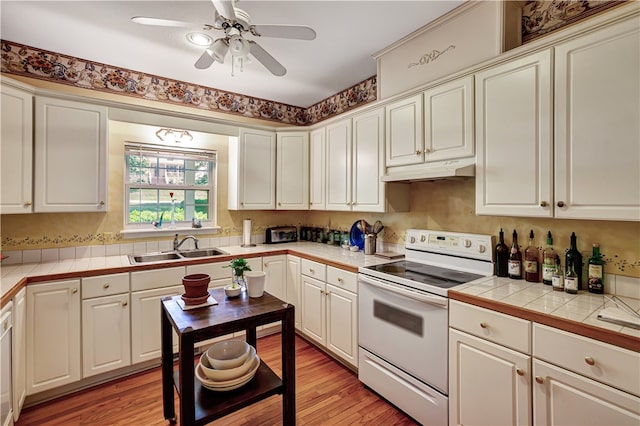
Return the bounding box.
[81,273,131,378]
[12,288,26,421]
[300,260,358,367]
[263,255,286,301]
[449,301,532,426]
[285,255,301,330]
[130,267,185,364]
[26,280,81,395]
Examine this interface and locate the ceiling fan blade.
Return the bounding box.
[194,50,215,69]
[211,0,236,20]
[249,41,286,76]
[252,24,316,40]
[131,16,199,28]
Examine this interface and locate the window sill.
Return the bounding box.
[120,226,221,239]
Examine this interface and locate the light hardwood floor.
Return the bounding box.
[16,334,418,425]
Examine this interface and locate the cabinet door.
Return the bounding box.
[326,284,358,367]
[131,285,182,364]
[286,255,301,330]
[554,17,640,221]
[424,75,474,162]
[234,128,276,210]
[263,255,286,301]
[276,132,309,210]
[352,107,385,213]
[26,280,81,395]
[34,96,108,212]
[300,275,326,346]
[309,128,326,210]
[449,328,531,426]
[82,294,130,378]
[0,84,33,214]
[12,288,26,421]
[385,93,423,167]
[475,49,552,217]
[325,118,352,211]
[533,359,640,426]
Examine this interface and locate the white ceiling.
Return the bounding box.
[0,1,465,107]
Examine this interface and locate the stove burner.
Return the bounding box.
[367,260,483,289]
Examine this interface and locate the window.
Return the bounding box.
[124,143,216,227]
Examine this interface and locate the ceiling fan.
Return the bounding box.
[131,0,316,77]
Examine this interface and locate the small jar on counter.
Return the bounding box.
[552,265,564,292]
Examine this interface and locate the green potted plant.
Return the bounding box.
[224,257,252,289]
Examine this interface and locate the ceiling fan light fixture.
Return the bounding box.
[228,34,250,57]
[186,32,213,47]
[210,38,229,63]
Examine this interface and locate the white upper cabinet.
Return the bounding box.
[325,118,352,211]
[276,131,309,210]
[1,83,33,214]
[309,128,326,210]
[385,93,423,167]
[34,96,108,213]
[554,16,640,221]
[475,49,553,217]
[423,75,474,162]
[228,128,276,210]
[351,107,385,212]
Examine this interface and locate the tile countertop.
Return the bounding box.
[0,242,395,304]
[450,276,640,352]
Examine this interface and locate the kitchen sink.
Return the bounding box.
[178,248,228,258]
[128,248,229,265]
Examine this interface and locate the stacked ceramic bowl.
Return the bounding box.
[195,340,260,391]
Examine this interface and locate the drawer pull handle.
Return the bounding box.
[71,288,78,294]
[337,278,343,283]
[480,322,488,329]
[535,376,544,384]
[309,269,314,273]
[122,301,128,307]
[584,356,595,366]
[103,283,110,289]
[516,368,525,376]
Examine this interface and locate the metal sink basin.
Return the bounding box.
[178,248,228,258]
[129,252,182,264]
[128,248,229,264]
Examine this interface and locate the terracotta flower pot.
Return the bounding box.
[182,273,210,298]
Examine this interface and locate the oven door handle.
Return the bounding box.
[358,275,448,308]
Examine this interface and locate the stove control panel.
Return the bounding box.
[406,229,494,262]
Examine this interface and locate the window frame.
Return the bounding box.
[123,142,217,230]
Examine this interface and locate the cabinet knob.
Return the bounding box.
[480,322,488,329]
[122,301,128,307]
[535,376,544,384]
[516,368,525,376]
[71,288,78,294]
[103,283,110,289]
[557,201,566,207]
[337,278,343,283]
[415,150,422,155]
[540,201,548,207]
[99,201,105,206]
[278,202,282,206]
[24,201,32,207]
[309,268,315,273]
[424,149,430,154]
[584,356,595,366]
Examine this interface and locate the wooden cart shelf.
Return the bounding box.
[161,288,295,425]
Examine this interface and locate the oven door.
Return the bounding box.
[358,273,449,394]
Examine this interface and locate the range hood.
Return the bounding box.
[381,158,475,182]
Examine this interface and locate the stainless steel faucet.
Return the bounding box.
[173,234,199,251]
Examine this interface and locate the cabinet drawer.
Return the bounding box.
[186,262,232,281]
[131,266,186,292]
[301,259,326,281]
[82,273,129,299]
[327,266,357,293]
[533,323,640,397]
[449,300,531,354]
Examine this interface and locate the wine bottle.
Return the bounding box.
[542,231,558,285]
[564,261,578,294]
[552,262,564,292]
[588,243,605,294]
[565,232,583,290]
[508,230,522,280]
[524,230,540,282]
[495,228,509,277]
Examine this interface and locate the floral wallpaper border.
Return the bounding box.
[0,40,376,126]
